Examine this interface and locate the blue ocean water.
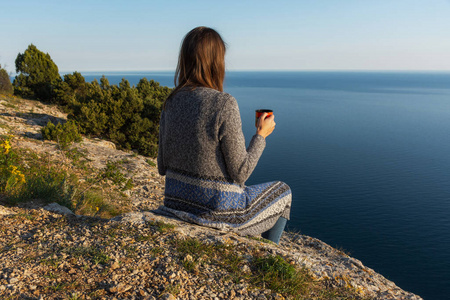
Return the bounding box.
[82,71,450,300]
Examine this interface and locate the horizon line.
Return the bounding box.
[58,69,450,74]
[8,69,450,77]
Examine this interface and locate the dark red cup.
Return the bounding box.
[255,109,273,127]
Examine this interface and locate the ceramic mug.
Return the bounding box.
[255,109,273,127]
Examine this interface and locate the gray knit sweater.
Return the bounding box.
[157,87,266,186]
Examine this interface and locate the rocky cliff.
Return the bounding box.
[0,95,422,299]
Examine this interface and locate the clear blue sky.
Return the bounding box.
[1,0,450,73]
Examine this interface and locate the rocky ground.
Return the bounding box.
[0,95,423,299]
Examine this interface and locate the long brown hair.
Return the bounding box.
[164,26,226,108]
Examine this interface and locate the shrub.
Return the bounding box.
[12,44,171,158]
[67,77,171,157]
[1,140,76,208]
[98,161,133,191]
[251,255,312,295]
[0,136,26,194]
[0,65,13,94]
[13,44,60,101]
[41,120,82,149]
[1,137,126,218]
[12,168,75,208]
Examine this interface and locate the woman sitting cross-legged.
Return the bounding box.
[157,26,292,244]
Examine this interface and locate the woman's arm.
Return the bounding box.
[218,97,266,184]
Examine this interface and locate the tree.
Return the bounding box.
[54,71,87,106]
[13,44,60,101]
[0,64,13,94]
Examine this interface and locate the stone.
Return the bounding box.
[8,278,19,284]
[111,261,120,270]
[43,203,75,215]
[159,293,176,300]
[0,205,15,216]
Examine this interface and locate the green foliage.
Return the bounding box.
[41,120,82,149]
[11,164,75,208]
[63,246,110,265]
[251,255,312,296]
[13,44,60,101]
[67,76,171,157]
[53,72,87,107]
[0,64,13,94]
[12,44,171,157]
[146,159,156,167]
[0,140,126,218]
[97,161,133,191]
[75,190,103,215]
[174,237,245,283]
[0,136,26,194]
[1,136,75,208]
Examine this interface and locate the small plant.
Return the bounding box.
[251,255,312,296]
[75,190,103,216]
[63,246,110,265]
[155,221,175,233]
[149,246,163,256]
[65,148,89,167]
[41,120,82,149]
[163,284,181,296]
[0,136,26,194]
[98,161,133,191]
[182,257,197,273]
[249,236,275,244]
[68,293,81,300]
[146,159,156,167]
[11,165,75,208]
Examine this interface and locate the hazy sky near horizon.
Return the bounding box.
[1,0,450,73]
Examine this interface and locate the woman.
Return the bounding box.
[157,26,292,244]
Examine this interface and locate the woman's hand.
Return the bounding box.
[256,113,276,138]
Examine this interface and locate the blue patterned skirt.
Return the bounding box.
[158,170,292,236]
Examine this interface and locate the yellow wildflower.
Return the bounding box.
[1,140,11,154]
[8,165,26,184]
[19,173,26,184]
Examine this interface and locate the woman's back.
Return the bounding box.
[158,86,265,185]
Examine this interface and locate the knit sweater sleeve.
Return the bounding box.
[218,96,266,185]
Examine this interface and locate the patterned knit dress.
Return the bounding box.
[157,87,292,236]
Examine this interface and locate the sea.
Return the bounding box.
[80,70,450,300]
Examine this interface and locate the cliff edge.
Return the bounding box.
[0,95,422,299]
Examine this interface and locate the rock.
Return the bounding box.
[241,264,251,273]
[43,203,75,215]
[111,261,120,270]
[0,206,16,216]
[159,293,176,300]
[8,278,19,284]
[91,138,116,150]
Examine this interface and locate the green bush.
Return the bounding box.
[0,136,25,194]
[67,76,171,157]
[12,45,171,158]
[98,161,133,191]
[41,120,82,149]
[13,44,60,101]
[0,65,13,94]
[1,138,126,218]
[251,255,312,295]
[13,168,75,208]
